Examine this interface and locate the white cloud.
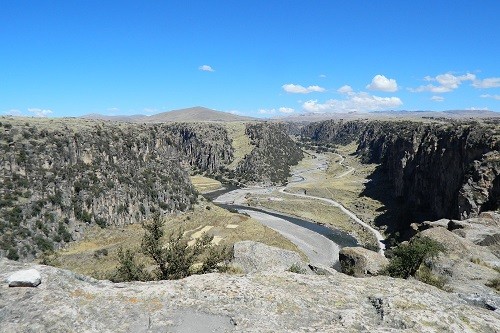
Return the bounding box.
[319,74,327,78]
[302,91,402,113]
[466,107,489,111]
[431,96,445,102]
[278,107,295,113]
[3,109,23,116]
[258,107,294,115]
[473,77,500,88]
[258,109,275,114]
[366,75,398,92]
[282,84,326,94]
[337,85,354,95]
[409,73,475,93]
[106,107,120,115]
[142,108,158,115]
[480,94,500,100]
[28,108,52,117]
[198,65,214,72]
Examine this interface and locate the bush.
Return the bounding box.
[35,236,54,252]
[382,236,445,279]
[111,247,149,282]
[7,248,20,261]
[288,263,307,274]
[112,213,230,282]
[486,277,500,291]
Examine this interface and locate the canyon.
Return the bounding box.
[1,112,499,332]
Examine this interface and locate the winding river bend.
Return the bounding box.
[209,151,385,268]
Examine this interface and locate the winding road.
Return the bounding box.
[280,152,385,255]
[215,151,385,267]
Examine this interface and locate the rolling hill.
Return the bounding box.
[82,107,257,123]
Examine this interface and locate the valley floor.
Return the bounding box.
[216,146,385,254]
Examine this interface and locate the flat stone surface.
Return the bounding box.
[7,268,42,287]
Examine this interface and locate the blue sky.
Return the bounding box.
[1,1,499,118]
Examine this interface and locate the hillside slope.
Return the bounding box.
[82,107,257,123]
[0,118,234,260]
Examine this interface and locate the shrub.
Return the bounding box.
[382,236,445,279]
[94,217,107,228]
[94,248,109,258]
[35,236,54,252]
[486,277,500,291]
[111,247,149,282]
[288,263,307,274]
[58,222,72,242]
[7,247,20,261]
[112,213,230,282]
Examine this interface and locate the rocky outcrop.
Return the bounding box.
[231,241,310,274]
[417,211,500,257]
[0,118,234,260]
[406,212,500,311]
[164,123,233,174]
[235,123,303,185]
[1,258,499,332]
[301,119,367,145]
[339,247,388,277]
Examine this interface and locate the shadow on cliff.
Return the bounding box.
[361,166,419,244]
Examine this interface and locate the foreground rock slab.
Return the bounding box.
[7,268,42,287]
[1,259,499,332]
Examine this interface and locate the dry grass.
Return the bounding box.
[223,122,255,169]
[190,175,222,192]
[53,200,304,278]
[250,192,378,247]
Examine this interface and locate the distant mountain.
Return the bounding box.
[276,109,500,122]
[80,113,147,122]
[81,107,257,123]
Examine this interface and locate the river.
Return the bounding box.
[206,186,358,269]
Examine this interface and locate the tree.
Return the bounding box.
[112,247,149,282]
[112,213,230,281]
[383,236,445,279]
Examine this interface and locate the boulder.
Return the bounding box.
[231,241,310,274]
[7,269,42,287]
[339,247,388,277]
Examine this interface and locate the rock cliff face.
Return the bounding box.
[165,123,233,174]
[235,123,303,185]
[0,118,234,260]
[301,119,500,223]
[301,119,367,145]
[356,121,500,220]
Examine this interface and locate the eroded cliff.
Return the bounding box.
[234,123,303,185]
[301,119,500,228]
[0,118,234,260]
